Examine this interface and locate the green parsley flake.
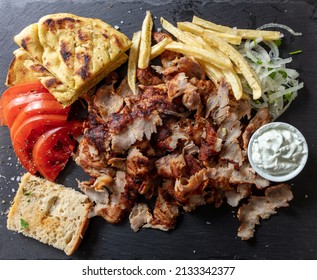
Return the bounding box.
[22,188,31,196]
[20,218,29,230]
[274,39,282,47]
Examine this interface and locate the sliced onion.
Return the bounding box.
[238,34,303,120]
[257,23,302,36]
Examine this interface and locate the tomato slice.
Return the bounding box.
[4,93,60,127]
[12,114,68,174]
[0,81,47,107]
[32,122,83,181]
[7,99,69,128]
[0,81,47,125]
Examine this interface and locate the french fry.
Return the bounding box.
[199,61,223,85]
[150,37,173,60]
[128,31,141,94]
[177,21,204,35]
[165,41,232,70]
[193,15,281,41]
[235,28,281,41]
[202,29,242,45]
[222,68,243,100]
[200,60,243,99]
[138,11,153,69]
[161,18,232,69]
[202,30,262,99]
[178,21,242,45]
[193,15,235,34]
[161,17,200,47]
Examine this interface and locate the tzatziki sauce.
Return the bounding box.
[248,122,308,180]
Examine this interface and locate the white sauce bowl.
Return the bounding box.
[247,122,308,182]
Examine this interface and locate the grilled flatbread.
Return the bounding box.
[6,48,42,86]
[13,13,132,106]
[6,48,128,105]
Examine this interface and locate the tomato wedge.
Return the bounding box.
[4,92,59,127]
[32,122,83,181]
[12,114,68,174]
[7,99,70,128]
[0,81,48,125]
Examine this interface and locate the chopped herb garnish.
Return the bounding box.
[20,218,29,230]
[274,39,282,47]
[283,92,293,102]
[22,188,31,196]
[269,72,277,79]
[256,60,262,65]
[289,50,302,55]
[253,39,258,46]
[278,70,287,79]
[269,70,287,79]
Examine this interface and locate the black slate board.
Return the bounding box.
[0,0,317,260]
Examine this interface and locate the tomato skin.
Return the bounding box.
[8,99,70,128]
[12,114,68,174]
[0,81,48,125]
[32,122,83,181]
[4,93,60,127]
[1,81,84,180]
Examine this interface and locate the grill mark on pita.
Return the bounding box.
[43,17,78,31]
[78,30,89,41]
[60,40,72,65]
[44,77,59,88]
[112,34,123,48]
[21,38,29,51]
[43,18,55,31]
[102,32,108,39]
[30,64,47,74]
[76,54,91,81]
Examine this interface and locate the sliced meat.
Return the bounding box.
[153,119,188,152]
[150,180,180,230]
[225,183,252,207]
[126,147,151,195]
[137,67,162,86]
[166,72,197,101]
[177,56,205,80]
[92,79,123,120]
[198,122,222,161]
[129,203,153,232]
[242,107,271,150]
[219,141,244,168]
[74,136,109,178]
[155,153,186,178]
[237,184,293,240]
[162,56,206,79]
[175,169,209,211]
[230,162,270,189]
[79,171,129,224]
[129,180,179,232]
[111,112,162,153]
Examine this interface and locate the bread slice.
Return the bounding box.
[7,173,93,255]
[13,13,132,106]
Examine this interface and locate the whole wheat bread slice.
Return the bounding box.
[7,173,92,255]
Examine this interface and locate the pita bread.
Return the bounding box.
[6,48,43,86]
[13,13,131,106]
[6,48,128,106]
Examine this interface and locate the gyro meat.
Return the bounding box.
[237,184,293,240]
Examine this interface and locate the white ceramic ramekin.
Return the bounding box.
[247,122,308,182]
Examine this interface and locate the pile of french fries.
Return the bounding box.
[128,12,281,100]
